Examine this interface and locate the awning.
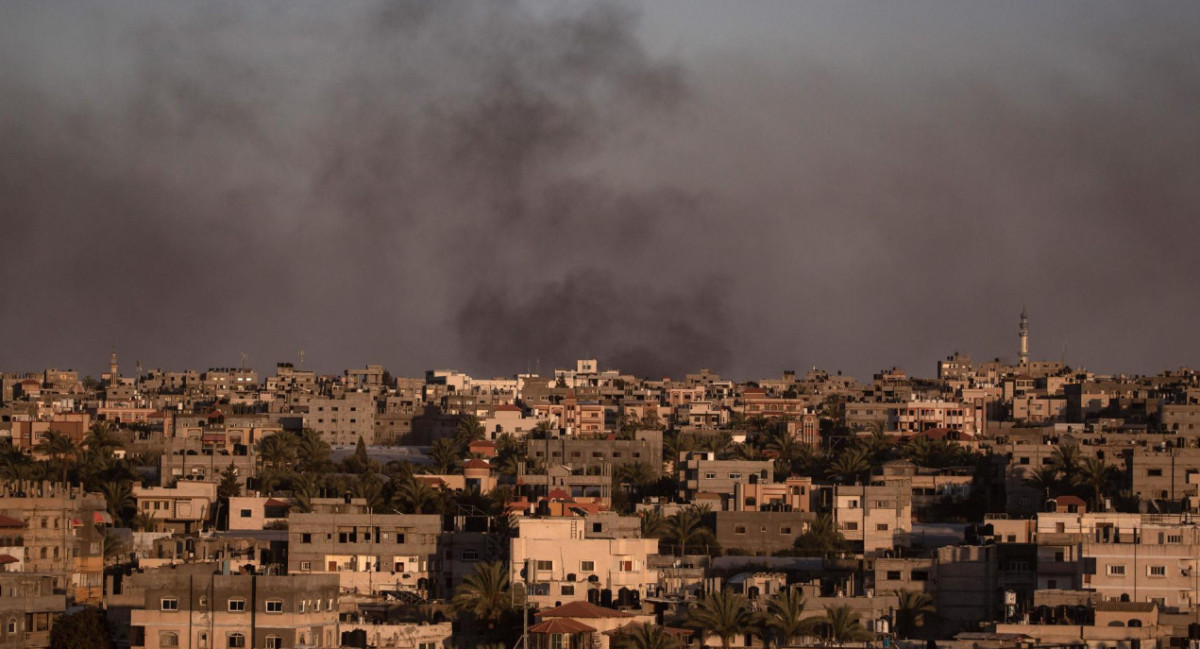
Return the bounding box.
[0,555,20,564]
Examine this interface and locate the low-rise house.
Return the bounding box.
[133,481,217,534]
[227,496,290,531]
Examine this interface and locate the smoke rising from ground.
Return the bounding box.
[1,1,1199,379]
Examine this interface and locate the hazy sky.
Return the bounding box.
[2,1,1198,381]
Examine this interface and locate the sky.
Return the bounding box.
[2,1,1199,382]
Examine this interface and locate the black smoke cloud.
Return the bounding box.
[2,1,1199,380]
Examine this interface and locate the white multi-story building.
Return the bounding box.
[510,517,659,608]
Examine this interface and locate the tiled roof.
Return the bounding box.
[538,600,634,619]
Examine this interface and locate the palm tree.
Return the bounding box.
[394,477,443,514]
[83,422,121,452]
[615,462,659,490]
[352,475,387,511]
[35,431,76,485]
[1073,457,1119,511]
[427,437,461,474]
[686,588,754,649]
[530,420,555,439]
[762,588,813,648]
[1023,466,1059,497]
[451,561,514,629]
[638,510,668,539]
[791,513,846,557]
[812,605,874,645]
[894,590,936,638]
[133,511,158,532]
[100,479,135,527]
[294,429,332,473]
[256,434,295,474]
[456,415,485,448]
[664,506,715,556]
[1050,443,1082,477]
[826,445,871,485]
[613,623,682,649]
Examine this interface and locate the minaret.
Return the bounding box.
[108,349,119,385]
[1018,308,1029,367]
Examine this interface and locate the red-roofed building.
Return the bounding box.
[468,439,497,458]
[528,616,597,649]
[535,600,656,645]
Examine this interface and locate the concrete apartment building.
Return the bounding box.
[306,392,375,446]
[518,464,613,507]
[894,399,981,435]
[287,513,440,597]
[716,511,813,555]
[510,517,659,608]
[1160,404,1200,436]
[834,478,913,553]
[1130,448,1200,504]
[0,482,107,602]
[126,567,339,649]
[525,431,663,474]
[0,573,65,649]
[677,453,774,507]
[732,476,816,513]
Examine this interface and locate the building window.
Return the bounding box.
[266,599,284,613]
[1167,535,1182,544]
[161,598,179,611]
[843,522,858,531]
[300,561,311,570]
[780,527,792,535]
[228,598,246,612]
[876,523,889,531]
[551,634,565,649]
[704,473,716,479]
[536,560,553,571]
[886,571,902,580]
[463,550,479,561]
[160,632,179,647]
[6,619,16,634]
[1148,565,1166,577]
[198,632,208,648]
[266,636,283,649]
[580,560,595,572]
[734,526,747,535]
[228,633,246,648]
[239,510,252,518]
[1147,469,1163,477]
[1108,565,1126,576]
[561,584,575,596]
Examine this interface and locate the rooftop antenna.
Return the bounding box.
[298,349,306,370]
[239,352,247,371]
